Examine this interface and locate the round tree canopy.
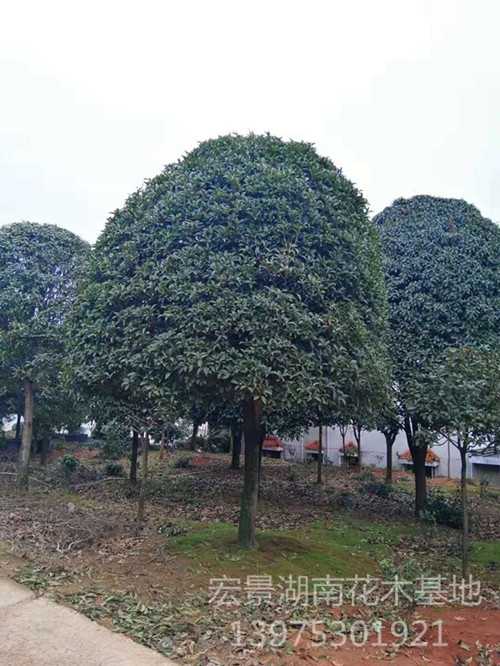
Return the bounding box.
[374,195,500,385]
[73,134,389,425]
[0,221,89,382]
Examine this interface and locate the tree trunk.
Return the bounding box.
[353,423,362,467]
[257,435,264,498]
[15,410,22,445]
[137,433,149,524]
[317,425,323,484]
[238,398,262,549]
[39,436,49,466]
[190,420,199,451]
[460,444,469,578]
[17,380,34,491]
[384,433,395,484]
[130,430,139,484]
[405,418,428,518]
[230,421,242,470]
[159,432,166,460]
[340,426,347,469]
[408,442,427,518]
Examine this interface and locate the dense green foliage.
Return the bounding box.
[374,196,500,392]
[72,134,388,428]
[413,346,500,443]
[71,133,389,547]
[374,196,500,513]
[0,222,89,433]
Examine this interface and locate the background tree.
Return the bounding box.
[32,381,88,465]
[376,386,401,484]
[230,418,243,470]
[0,222,89,488]
[0,381,23,445]
[71,134,388,548]
[413,346,500,577]
[374,196,500,516]
[317,425,324,484]
[336,419,349,467]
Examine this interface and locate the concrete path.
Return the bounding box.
[0,578,177,666]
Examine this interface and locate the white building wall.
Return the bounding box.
[284,425,471,480]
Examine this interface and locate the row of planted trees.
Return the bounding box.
[1,135,499,564]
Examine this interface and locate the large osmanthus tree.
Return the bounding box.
[71,134,388,548]
[0,222,89,488]
[374,196,500,516]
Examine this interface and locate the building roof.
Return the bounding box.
[262,435,284,450]
[398,449,440,464]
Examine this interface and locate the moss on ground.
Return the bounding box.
[165,515,418,580]
[472,540,500,585]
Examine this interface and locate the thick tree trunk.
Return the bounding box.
[405,418,428,518]
[130,430,139,484]
[230,421,242,470]
[317,425,323,484]
[412,444,428,518]
[384,433,395,484]
[238,398,262,549]
[39,436,49,466]
[17,380,34,491]
[460,445,469,579]
[137,433,149,524]
[190,420,199,451]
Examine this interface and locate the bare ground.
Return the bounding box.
[0,449,499,665]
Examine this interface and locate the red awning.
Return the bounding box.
[262,435,284,450]
[399,449,440,463]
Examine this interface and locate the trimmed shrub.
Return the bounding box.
[361,480,391,498]
[173,456,192,469]
[103,461,125,477]
[101,422,130,460]
[204,433,231,453]
[424,490,462,529]
[60,454,78,478]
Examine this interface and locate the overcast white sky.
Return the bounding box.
[1,0,499,242]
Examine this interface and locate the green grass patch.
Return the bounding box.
[166,515,416,580]
[472,540,500,585]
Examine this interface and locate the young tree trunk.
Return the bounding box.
[190,420,199,451]
[257,432,264,498]
[15,410,22,445]
[317,425,323,484]
[384,432,395,484]
[239,397,262,549]
[159,432,166,460]
[130,430,139,484]
[460,444,469,579]
[353,423,362,467]
[137,433,149,524]
[17,380,34,491]
[230,421,242,470]
[39,436,49,466]
[340,426,347,469]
